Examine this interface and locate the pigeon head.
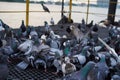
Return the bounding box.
[44,21,48,25]
[26,26,31,34]
[64,57,70,63]
[30,26,35,31]
[82,18,85,24]
[92,24,98,32]
[20,20,26,32]
[87,20,94,28]
[30,31,38,40]
[22,20,24,24]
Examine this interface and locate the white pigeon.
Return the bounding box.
[50,30,61,39]
[44,21,52,33]
[18,40,33,55]
[62,57,76,76]
[97,19,110,28]
[70,25,84,43]
[50,18,54,25]
[41,34,47,41]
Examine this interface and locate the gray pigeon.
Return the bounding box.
[44,21,52,35]
[34,59,47,72]
[50,18,54,25]
[50,39,61,49]
[62,61,96,80]
[41,3,50,13]
[78,19,86,33]
[87,54,109,80]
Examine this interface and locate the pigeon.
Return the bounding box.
[73,46,90,65]
[0,53,9,80]
[50,39,61,49]
[92,24,98,32]
[34,59,47,72]
[78,19,86,33]
[4,28,13,40]
[109,26,119,39]
[57,15,73,24]
[17,20,27,39]
[62,61,96,80]
[29,27,38,40]
[0,22,12,39]
[50,48,63,57]
[89,24,98,43]
[98,19,110,28]
[20,20,26,33]
[50,18,54,26]
[87,20,93,28]
[49,30,61,39]
[44,21,52,35]
[53,57,62,75]
[18,40,33,55]
[3,46,14,56]
[26,55,35,67]
[11,38,19,52]
[87,54,109,80]
[41,3,50,13]
[69,25,84,43]
[61,57,76,76]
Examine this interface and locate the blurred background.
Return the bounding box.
[0,0,120,28]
